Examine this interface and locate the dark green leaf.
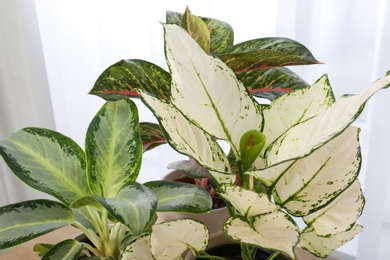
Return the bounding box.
[0,128,89,205]
[167,159,212,180]
[93,182,157,235]
[89,59,171,101]
[0,200,74,249]
[86,99,142,197]
[42,239,83,260]
[144,180,212,213]
[219,37,320,73]
[140,122,166,152]
[238,67,309,100]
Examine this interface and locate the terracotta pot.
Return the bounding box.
[184,231,302,260]
[158,170,229,235]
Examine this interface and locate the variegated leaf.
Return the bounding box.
[248,160,293,187]
[223,212,299,259]
[150,219,209,259]
[90,59,171,101]
[266,72,390,166]
[217,184,278,218]
[262,74,335,152]
[92,182,157,235]
[163,23,263,157]
[0,200,74,249]
[122,234,154,260]
[144,180,212,213]
[140,91,234,184]
[273,126,361,216]
[0,128,89,205]
[181,7,210,53]
[219,37,320,73]
[166,11,234,54]
[86,99,142,198]
[41,239,83,260]
[237,67,309,100]
[300,224,363,258]
[140,122,166,152]
[303,180,365,236]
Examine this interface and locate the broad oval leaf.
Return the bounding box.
[163,23,263,156]
[273,126,361,216]
[92,182,157,235]
[0,200,74,249]
[219,37,320,73]
[300,224,363,258]
[122,234,154,260]
[237,67,309,100]
[223,212,299,259]
[266,72,390,166]
[150,219,209,259]
[0,127,89,205]
[217,184,278,218]
[303,180,365,236]
[140,91,234,184]
[89,59,171,101]
[86,99,142,198]
[181,7,210,53]
[144,180,212,213]
[42,239,83,260]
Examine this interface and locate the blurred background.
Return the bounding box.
[1,0,389,259]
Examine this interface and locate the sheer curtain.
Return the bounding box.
[1,0,389,258]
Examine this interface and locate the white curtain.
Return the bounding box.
[1,0,390,258]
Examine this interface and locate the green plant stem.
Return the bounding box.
[73,221,103,254]
[266,250,281,260]
[241,244,257,260]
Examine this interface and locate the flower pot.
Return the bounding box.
[185,231,301,260]
[158,170,229,235]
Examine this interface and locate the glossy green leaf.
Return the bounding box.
[266,72,390,166]
[166,10,234,54]
[144,180,212,213]
[219,37,320,73]
[217,184,278,218]
[150,219,209,259]
[92,182,157,235]
[0,200,74,249]
[273,126,361,216]
[86,99,142,197]
[42,239,83,260]
[163,23,263,157]
[89,59,171,101]
[223,212,299,259]
[237,67,309,100]
[303,180,365,236]
[240,129,266,171]
[181,7,210,53]
[0,128,89,205]
[140,91,234,184]
[300,224,363,258]
[140,122,166,152]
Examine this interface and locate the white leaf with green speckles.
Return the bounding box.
[150,219,209,259]
[300,224,363,258]
[262,74,335,153]
[122,234,154,260]
[303,180,365,236]
[223,212,299,259]
[272,126,361,216]
[266,73,390,166]
[217,184,278,218]
[163,23,263,157]
[141,91,234,184]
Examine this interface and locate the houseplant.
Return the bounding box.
[89,7,390,260]
[0,98,213,259]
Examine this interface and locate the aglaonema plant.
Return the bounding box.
[88,7,390,260]
[0,98,213,259]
